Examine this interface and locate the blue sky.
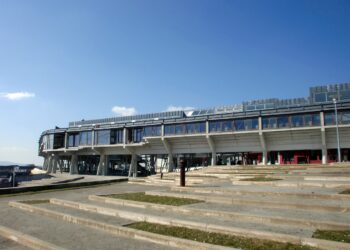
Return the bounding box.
[0,0,349,165]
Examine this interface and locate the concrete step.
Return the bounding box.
[146,190,350,213]
[171,186,350,201]
[32,198,350,250]
[4,202,170,250]
[88,194,350,230]
[232,179,350,188]
[9,201,232,250]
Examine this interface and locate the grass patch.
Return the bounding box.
[339,189,350,194]
[19,199,50,204]
[102,192,203,206]
[313,229,350,243]
[126,221,316,250]
[240,177,282,182]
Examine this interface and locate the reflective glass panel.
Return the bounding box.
[277,116,289,128]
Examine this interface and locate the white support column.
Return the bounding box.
[46,155,53,173]
[64,132,68,151]
[320,112,327,164]
[91,130,95,149]
[161,138,174,172]
[128,153,137,178]
[70,154,78,174]
[206,135,216,166]
[123,127,127,145]
[258,117,267,165]
[52,156,58,174]
[97,153,108,175]
[277,152,281,165]
[42,156,49,171]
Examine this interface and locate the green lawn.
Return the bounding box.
[102,192,203,206]
[240,177,282,182]
[339,189,350,194]
[313,229,350,243]
[127,221,317,250]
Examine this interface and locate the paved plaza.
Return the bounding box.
[1,164,350,249]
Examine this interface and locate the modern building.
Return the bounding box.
[39,83,350,176]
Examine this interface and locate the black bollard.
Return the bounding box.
[180,159,185,187]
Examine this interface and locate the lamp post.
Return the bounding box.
[333,98,341,163]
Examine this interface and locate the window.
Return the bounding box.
[111,129,123,144]
[164,125,175,135]
[79,131,92,145]
[312,114,321,126]
[340,90,350,101]
[277,116,289,128]
[175,124,184,134]
[291,115,303,127]
[144,126,161,137]
[68,133,79,147]
[314,93,326,103]
[341,111,350,124]
[324,113,334,125]
[234,120,245,131]
[132,128,143,143]
[95,130,110,145]
[209,121,220,132]
[222,120,233,132]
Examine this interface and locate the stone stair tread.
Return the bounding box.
[4,205,173,250]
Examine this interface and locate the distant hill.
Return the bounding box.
[0,161,17,166]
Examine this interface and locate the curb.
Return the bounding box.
[0,225,66,250]
[88,195,350,230]
[8,201,234,250]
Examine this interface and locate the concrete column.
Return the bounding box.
[162,138,174,172]
[277,152,281,165]
[64,132,68,150]
[320,112,327,165]
[70,154,78,174]
[262,151,268,165]
[123,127,127,145]
[206,135,216,166]
[128,154,137,177]
[259,131,267,165]
[42,156,49,171]
[52,156,58,174]
[46,156,53,173]
[91,130,95,149]
[97,154,108,175]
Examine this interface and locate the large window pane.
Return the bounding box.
[175,124,184,134]
[164,125,175,135]
[95,130,110,145]
[291,115,303,127]
[222,120,233,132]
[79,131,92,145]
[277,116,289,128]
[315,93,326,103]
[111,129,123,144]
[312,114,320,126]
[234,120,245,130]
[341,111,350,124]
[324,113,334,125]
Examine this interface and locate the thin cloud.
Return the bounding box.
[166,105,195,112]
[0,92,35,101]
[111,106,137,116]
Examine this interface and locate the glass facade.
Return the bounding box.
[164,122,206,135]
[209,118,258,133]
[79,131,92,146]
[94,130,110,145]
[68,133,79,147]
[144,125,162,137]
[324,110,350,125]
[110,129,123,144]
[263,113,320,129]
